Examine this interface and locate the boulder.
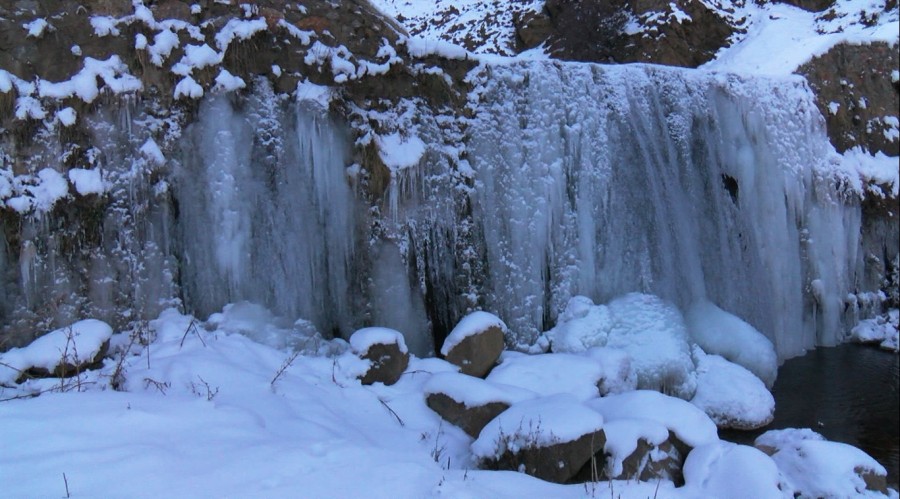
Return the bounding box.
[0,320,113,385]
[472,394,606,483]
[485,352,608,401]
[440,311,507,378]
[423,372,534,437]
[754,428,889,496]
[592,419,684,484]
[349,327,409,386]
[690,348,775,430]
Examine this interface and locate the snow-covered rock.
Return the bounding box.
[690,348,775,430]
[755,428,890,496]
[548,294,697,399]
[441,311,506,378]
[486,352,607,401]
[0,319,113,385]
[587,390,719,451]
[472,394,606,483]
[685,299,778,387]
[350,327,409,386]
[423,372,533,437]
[683,441,792,498]
[598,418,683,483]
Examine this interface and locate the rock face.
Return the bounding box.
[425,392,509,438]
[798,42,900,156]
[518,0,734,67]
[440,312,507,378]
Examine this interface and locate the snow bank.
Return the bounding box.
[683,441,790,498]
[762,432,889,497]
[486,352,608,401]
[349,327,409,355]
[685,299,778,387]
[849,309,899,351]
[587,390,718,449]
[0,320,112,385]
[440,311,507,356]
[843,147,900,198]
[423,372,534,408]
[580,347,638,395]
[690,348,775,430]
[471,394,604,459]
[546,294,697,399]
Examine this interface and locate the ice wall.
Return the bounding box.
[0,62,868,359]
[462,61,860,357]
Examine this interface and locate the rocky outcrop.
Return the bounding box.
[797,42,899,156]
[516,0,734,67]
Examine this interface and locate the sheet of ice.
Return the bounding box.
[682,441,791,498]
[375,132,426,172]
[440,311,507,356]
[471,394,604,459]
[67,169,107,196]
[685,299,778,387]
[767,438,888,497]
[587,390,718,448]
[690,348,775,430]
[349,327,409,355]
[0,319,112,385]
[423,372,534,408]
[486,352,607,401]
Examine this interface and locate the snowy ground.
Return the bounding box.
[1,309,894,498]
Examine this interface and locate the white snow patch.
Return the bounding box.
[349,327,408,355]
[23,19,50,38]
[423,372,534,408]
[56,107,77,127]
[843,146,900,197]
[67,169,107,196]
[587,390,719,449]
[295,79,332,109]
[685,299,778,387]
[214,18,268,51]
[90,16,120,37]
[140,138,166,166]
[580,347,638,396]
[849,309,899,351]
[212,69,247,93]
[486,352,608,401]
[683,441,791,498]
[174,76,204,99]
[601,418,671,478]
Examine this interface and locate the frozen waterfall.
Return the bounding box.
[0,63,866,359]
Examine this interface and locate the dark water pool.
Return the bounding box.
[720,344,899,489]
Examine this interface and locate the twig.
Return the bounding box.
[271,351,300,386]
[63,472,70,498]
[143,377,170,395]
[378,397,405,426]
[179,319,206,349]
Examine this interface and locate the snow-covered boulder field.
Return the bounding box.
[1,306,894,498]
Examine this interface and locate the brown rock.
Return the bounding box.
[426,392,509,438]
[15,340,110,383]
[442,325,504,378]
[482,429,607,484]
[358,342,409,386]
[797,41,899,156]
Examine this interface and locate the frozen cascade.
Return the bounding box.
[175,87,358,339]
[0,63,870,360]
[465,62,860,358]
